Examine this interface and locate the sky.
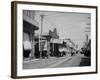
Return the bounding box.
[34,11,91,49]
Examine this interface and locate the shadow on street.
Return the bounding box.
[79,57,91,66]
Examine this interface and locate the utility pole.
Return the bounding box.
[40,14,44,34]
[39,14,44,58]
[85,16,91,41]
[84,16,91,48]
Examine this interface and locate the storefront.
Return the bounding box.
[23,18,39,59]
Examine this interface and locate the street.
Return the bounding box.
[23,53,90,69]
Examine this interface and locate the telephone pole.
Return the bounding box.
[39,14,45,58]
[84,16,91,47]
[40,14,44,34]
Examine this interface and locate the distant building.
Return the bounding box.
[49,28,59,39]
[48,28,77,56]
[50,38,77,56]
[23,10,39,58]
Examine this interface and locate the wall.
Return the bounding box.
[0,0,99,80]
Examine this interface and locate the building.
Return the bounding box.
[49,28,59,39]
[64,39,78,53]
[34,33,51,58]
[23,10,39,58]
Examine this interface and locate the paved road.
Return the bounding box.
[23,54,71,69]
[54,54,90,68]
[23,53,90,69]
[53,54,83,68]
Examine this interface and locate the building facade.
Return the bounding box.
[23,10,39,58]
